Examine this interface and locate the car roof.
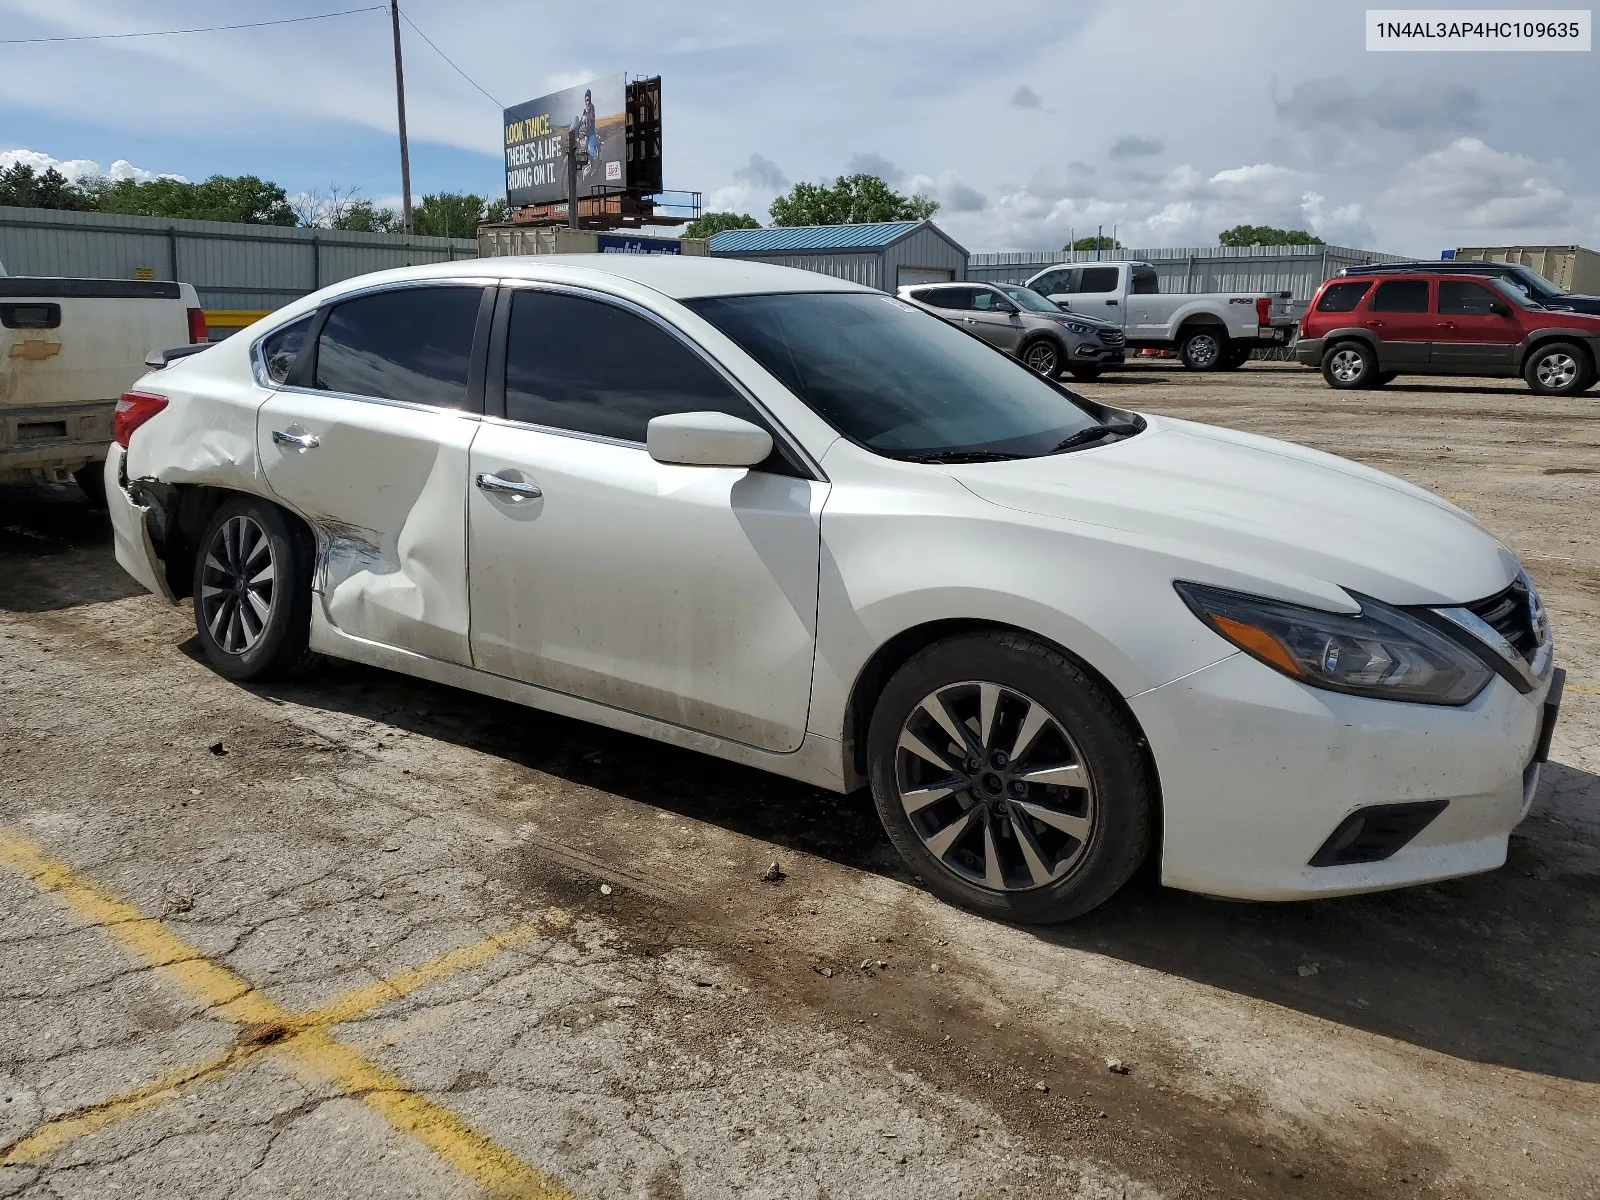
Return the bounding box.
[1343,260,1519,274]
[312,254,877,302]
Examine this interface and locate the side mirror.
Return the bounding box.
[1490,302,1511,317]
[647,411,773,468]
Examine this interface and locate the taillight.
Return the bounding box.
[187,307,208,344]
[1255,297,1271,326]
[113,392,168,447]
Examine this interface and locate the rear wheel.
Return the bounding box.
[866,632,1154,924]
[1219,345,1252,370]
[1373,371,1399,387]
[1178,327,1228,370]
[1322,341,1376,389]
[1524,342,1594,396]
[1021,338,1061,377]
[193,495,317,681]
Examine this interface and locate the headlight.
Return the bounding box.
[1057,319,1094,335]
[1174,581,1492,705]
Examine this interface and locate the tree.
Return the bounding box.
[411,192,501,238]
[0,164,89,210]
[1066,235,1121,252]
[768,174,939,226]
[1218,224,1324,247]
[684,211,760,240]
[336,198,403,233]
[91,174,296,225]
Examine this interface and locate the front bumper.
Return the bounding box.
[1130,650,1552,901]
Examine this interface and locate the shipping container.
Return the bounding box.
[476,225,706,257]
[1454,245,1600,295]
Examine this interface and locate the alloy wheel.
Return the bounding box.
[199,514,276,655]
[1328,348,1365,383]
[1186,333,1220,367]
[1536,352,1578,390]
[1024,342,1058,375]
[895,681,1096,892]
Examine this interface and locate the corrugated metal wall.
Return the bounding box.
[967,243,1407,300]
[0,206,477,311]
[711,226,969,293]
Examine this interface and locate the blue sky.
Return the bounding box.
[2,0,1597,255]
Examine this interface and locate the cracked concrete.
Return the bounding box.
[2,364,1599,1198]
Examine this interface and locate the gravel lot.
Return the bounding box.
[1,362,1596,1199]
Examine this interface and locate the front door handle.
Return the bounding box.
[271,429,320,451]
[475,472,542,500]
[1363,320,1384,328]
[963,316,977,324]
[1105,299,1118,306]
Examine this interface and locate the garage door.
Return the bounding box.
[897,266,954,288]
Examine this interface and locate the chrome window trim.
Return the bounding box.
[495,278,828,482]
[250,312,316,389]
[269,382,485,421]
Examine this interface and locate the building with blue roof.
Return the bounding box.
[706,220,968,293]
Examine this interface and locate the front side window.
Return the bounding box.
[1034,270,1074,295]
[1438,280,1503,316]
[504,289,761,442]
[260,314,313,384]
[971,289,1012,312]
[1315,281,1372,313]
[686,292,1102,461]
[314,286,482,408]
[1368,279,1430,313]
[1077,267,1121,294]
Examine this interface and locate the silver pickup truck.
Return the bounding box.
[1025,261,1297,370]
[1,276,204,499]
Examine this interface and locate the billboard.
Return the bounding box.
[503,74,626,208]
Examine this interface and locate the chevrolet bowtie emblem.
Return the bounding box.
[8,340,62,360]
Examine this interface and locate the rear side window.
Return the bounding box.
[314,286,482,408]
[503,290,762,443]
[1369,279,1429,313]
[1130,266,1160,295]
[922,288,974,310]
[1077,267,1120,294]
[260,315,313,384]
[1438,280,1502,316]
[1315,281,1372,313]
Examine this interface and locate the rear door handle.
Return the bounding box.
[1437,321,1456,329]
[475,472,542,500]
[271,429,320,450]
[1363,320,1384,328]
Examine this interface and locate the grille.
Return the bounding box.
[1466,580,1539,661]
[1097,329,1126,346]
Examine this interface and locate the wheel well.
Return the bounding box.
[1019,331,1064,355]
[145,484,312,599]
[1324,333,1378,357]
[1175,317,1227,340]
[1524,335,1596,370]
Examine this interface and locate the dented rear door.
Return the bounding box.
[257,283,493,665]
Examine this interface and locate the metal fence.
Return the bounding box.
[0,206,477,314]
[967,243,1409,301]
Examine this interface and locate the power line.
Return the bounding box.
[398,8,502,109]
[0,6,386,45]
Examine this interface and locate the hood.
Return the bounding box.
[949,416,1519,607]
[1542,293,1600,316]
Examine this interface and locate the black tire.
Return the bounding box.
[866,632,1155,924]
[74,461,107,507]
[1373,371,1399,387]
[1066,364,1102,381]
[1178,326,1229,370]
[1019,337,1061,377]
[1321,340,1377,389]
[1524,341,1595,397]
[192,495,318,682]
[1219,345,1252,370]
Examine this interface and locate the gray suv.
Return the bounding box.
[897,282,1126,379]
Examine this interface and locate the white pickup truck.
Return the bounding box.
[1023,261,1297,370]
[1,276,205,498]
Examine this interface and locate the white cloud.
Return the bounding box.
[907,170,985,214]
[1378,137,1571,235]
[0,147,184,184]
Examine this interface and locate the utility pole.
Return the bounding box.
[389,0,413,234]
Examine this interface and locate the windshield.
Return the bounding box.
[997,285,1061,313]
[685,292,1104,460]
[1488,276,1544,309]
[1500,265,1565,302]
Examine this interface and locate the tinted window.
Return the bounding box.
[1077,267,1120,294]
[504,290,760,442]
[1130,266,1160,295]
[261,315,313,384]
[1438,280,1503,316]
[686,293,1101,460]
[922,288,975,310]
[1315,281,1372,313]
[1034,270,1074,295]
[314,286,481,407]
[1369,279,1429,313]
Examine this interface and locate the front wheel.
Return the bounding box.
[1020,338,1061,377]
[866,633,1154,924]
[1178,328,1228,370]
[1524,342,1595,396]
[193,495,317,681]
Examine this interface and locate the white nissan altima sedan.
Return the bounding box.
[105,255,1563,923]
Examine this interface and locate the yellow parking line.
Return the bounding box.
[1567,682,1599,696]
[0,829,575,1199]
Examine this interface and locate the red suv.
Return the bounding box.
[1297,271,1600,396]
